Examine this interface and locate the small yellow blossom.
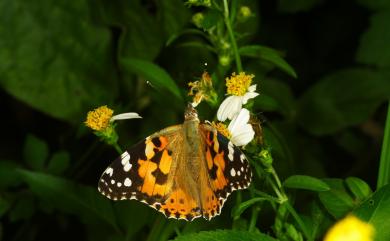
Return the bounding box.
[188,72,217,107]
[212,122,232,139]
[324,215,374,241]
[239,6,252,18]
[85,106,113,131]
[217,72,258,121]
[192,12,204,28]
[259,149,273,167]
[226,72,255,96]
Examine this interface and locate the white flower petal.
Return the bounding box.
[110,112,142,122]
[228,108,250,134]
[248,84,257,92]
[230,124,255,146]
[217,96,243,121]
[242,91,259,104]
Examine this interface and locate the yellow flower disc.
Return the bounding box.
[226,72,255,96]
[324,215,374,241]
[85,105,114,131]
[212,122,232,139]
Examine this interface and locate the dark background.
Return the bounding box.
[1,0,389,240]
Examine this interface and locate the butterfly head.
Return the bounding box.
[184,103,199,121]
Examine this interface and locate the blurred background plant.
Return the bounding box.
[1,0,390,241]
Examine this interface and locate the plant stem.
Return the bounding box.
[249,206,260,232]
[113,142,123,154]
[223,0,243,72]
[378,101,390,188]
[285,202,312,241]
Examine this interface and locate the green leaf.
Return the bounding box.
[353,184,390,241]
[157,0,190,40]
[94,0,164,60]
[284,175,330,192]
[171,230,277,241]
[0,0,116,122]
[253,94,280,112]
[114,202,152,240]
[297,68,390,135]
[16,169,118,231]
[318,179,354,219]
[23,134,49,171]
[357,0,390,11]
[357,0,390,13]
[345,177,372,201]
[356,12,390,68]
[120,58,183,100]
[46,151,70,175]
[0,197,11,218]
[278,0,324,13]
[120,3,164,60]
[232,198,266,219]
[239,45,297,78]
[0,161,21,188]
[201,9,221,30]
[260,78,297,118]
[9,197,35,222]
[378,102,390,188]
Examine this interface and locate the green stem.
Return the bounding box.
[223,0,242,72]
[113,142,123,154]
[248,206,260,232]
[285,202,312,241]
[252,189,280,203]
[378,101,390,188]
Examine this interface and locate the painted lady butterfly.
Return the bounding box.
[98,104,252,221]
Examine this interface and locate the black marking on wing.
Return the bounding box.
[216,132,252,193]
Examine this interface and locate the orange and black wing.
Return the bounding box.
[98,126,181,206]
[199,124,252,220]
[98,125,203,221]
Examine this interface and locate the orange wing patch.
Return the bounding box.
[205,130,229,191]
[138,136,173,197]
[201,186,221,220]
[153,188,201,221]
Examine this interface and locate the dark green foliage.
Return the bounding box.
[354,185,390,241]
[283,175,330,192]
[171,230,277,241]
[1,0,390,240]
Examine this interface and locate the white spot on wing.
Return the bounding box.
[124,178,132,187]
[230,168,236,177]
[121,151,130,165]
[124,163,132,172]
[117,182,122,187]
[228,142,234,162]
[240,154,245,163]
[111,180,115,184]
[105,167,114,176]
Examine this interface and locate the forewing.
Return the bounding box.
[98,125,181,206]
[200,124,252,220]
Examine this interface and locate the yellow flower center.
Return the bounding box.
[85,105,114,131]
[212,122,232,139]
[324,215,374,241]
[226,72,255,96]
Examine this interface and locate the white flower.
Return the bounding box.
[228,108,255,146]
[110,112,142,122]
[217,84,259,121]
[217,72,259,121]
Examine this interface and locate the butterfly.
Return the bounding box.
[98,104,252,221]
